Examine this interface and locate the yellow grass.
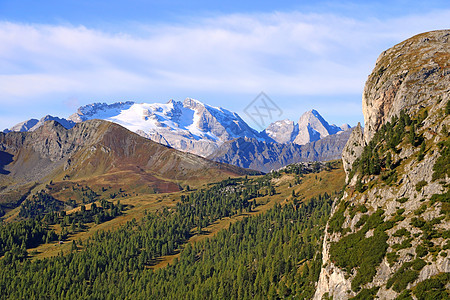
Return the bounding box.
[28,162,345,263]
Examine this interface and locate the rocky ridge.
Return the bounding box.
[208,128,353,173]
[0,119,258,214]
[315,30,450,299]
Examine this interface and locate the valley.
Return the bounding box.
[24,160,344,263]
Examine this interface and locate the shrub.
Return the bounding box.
[349,204,368,218]
[382,170,398,185]
[396,197,408,204]
[415,180,428,192]
[387,252,399,266]
[393,270,418,292]
[415,244,428,257]
[414,204,428,215]
[392,238,413,250]
[328,202,347,234]
[430,190,450,204]
[355,214,368,228]
[391,214,406,223]
[432,139,450,180]
[414,272,450,300]
[350,287,379,300]
[395,289,413,300]
[393,228,411,238]
[387,262,420,293]
[329,210,389,291]
[411,218,426,229]
[411,258,426,271]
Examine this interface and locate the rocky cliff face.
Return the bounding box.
[315,30,450,300]
[362,30,449,143]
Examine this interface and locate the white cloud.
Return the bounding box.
[0,9,449,129]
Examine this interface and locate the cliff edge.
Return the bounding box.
[315,30,449,299]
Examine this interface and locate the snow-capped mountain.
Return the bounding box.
[68,101,135,123]
[263,109,350,145]
[5,99,353,170]
[67,98,260,157]
[262,119,299,144]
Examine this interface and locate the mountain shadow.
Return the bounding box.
[0,151,13,175]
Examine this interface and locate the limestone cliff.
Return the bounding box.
[315,30,450,300]
[362,30,449,143]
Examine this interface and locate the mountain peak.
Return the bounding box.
[262,109,345,145]
[293,109,342,145]
[299,109,328,126]
[183,97,204,109]
[5,115,75,133]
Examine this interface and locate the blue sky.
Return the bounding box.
[1,0,449,130]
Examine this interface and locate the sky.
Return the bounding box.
[0,1,449,131]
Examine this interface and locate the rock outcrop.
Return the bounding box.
[341,123,365,183]
[315,30,450,300]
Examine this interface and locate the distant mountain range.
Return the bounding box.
[208,130,353,173]
[4,98,353,172]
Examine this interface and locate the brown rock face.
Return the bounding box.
[362,30,449,142]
